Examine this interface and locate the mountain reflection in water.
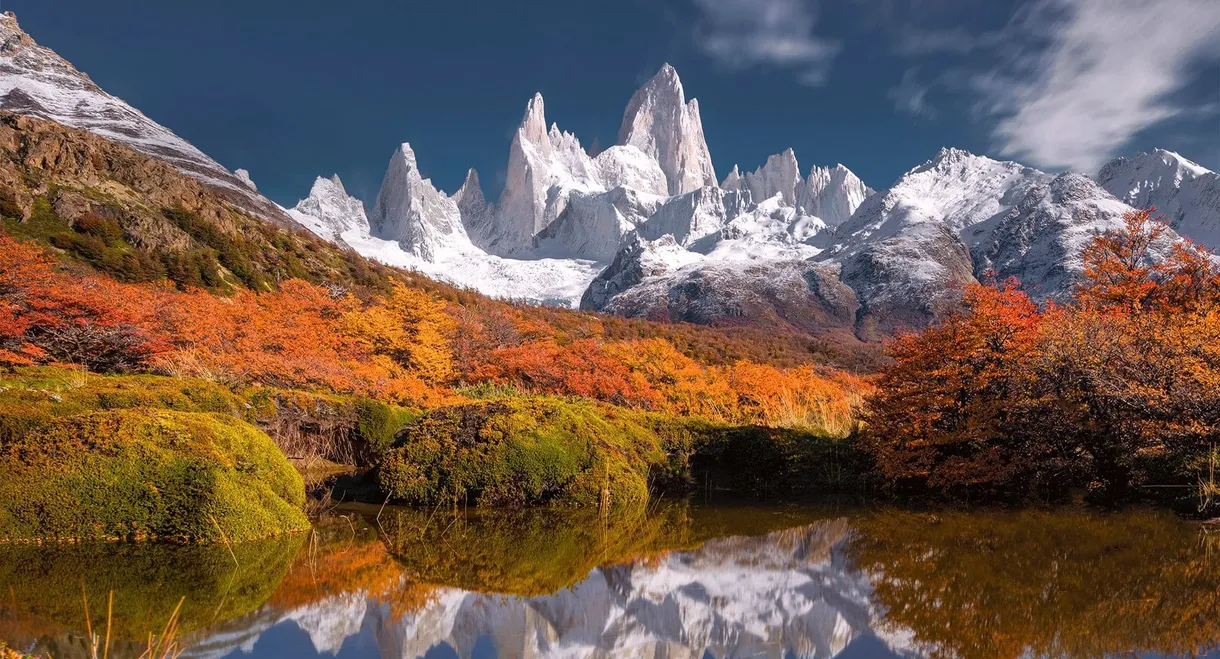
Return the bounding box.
[0,502,1216,659]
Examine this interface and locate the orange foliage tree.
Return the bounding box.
[860,208,1220,498]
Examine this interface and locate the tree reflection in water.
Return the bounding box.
[0,502,1216,659]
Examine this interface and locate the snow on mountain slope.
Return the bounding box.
[618,64,718,196]
[288,166,601,306]
[1097,149,1220,248]
[826,148,1050,253]
[286,175,370,242]
[479,94,606,255]
[536,186,667,261]
[971,173,1173,300]
[745,149,803,207]
[0,12,294,226]
[637,186,752,248]
[735,150,874,231]
[587,255,861,338]
[803,164,875,228]
[581,234,705,311]
[814,148,1052,332]
[465,94,670,257]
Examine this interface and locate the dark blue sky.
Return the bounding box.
[8,0,1219,208]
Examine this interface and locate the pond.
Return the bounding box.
[0,500,1216,659]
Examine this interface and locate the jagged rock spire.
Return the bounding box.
[617,64,717,195]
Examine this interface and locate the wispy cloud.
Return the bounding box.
[691,0,841,85]
[983,0,1220,172]
[888,68,937,118]
[891,25,1005,56]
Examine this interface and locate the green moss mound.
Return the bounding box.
[0,408,309,542]
[0,367,421,470]
[378,398,868,509]
[379,399,663,508]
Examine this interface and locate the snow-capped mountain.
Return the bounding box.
[618,63,718,196]
[0,12,293,226]
[285,175,370,242]
[284,63,874,307]
[2,11,1212,332]
[970,173,1167,299]
[371,143,473,262]
[726,149,875,228]
[812,148,1051,330]
[1097,149,1220,247]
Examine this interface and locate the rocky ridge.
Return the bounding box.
[0,12,295,226]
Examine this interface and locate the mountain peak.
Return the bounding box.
[397,142,419,171]
[518,92,548,144]
[649,63,683,92]
[234,168,258,192]
[289,173,371,242]
[931,147,979,165]
[0,12,31,47]
[0,10,295,226]
[617,64,716,195]
[1149,148,1212,177]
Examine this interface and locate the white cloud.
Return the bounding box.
[889,68,937,117]
[983,0,1220,172]
[692,0,841,85]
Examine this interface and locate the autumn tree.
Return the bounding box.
[859,280,1054,493]
[861,208,1220,500]
[344,281,456,385]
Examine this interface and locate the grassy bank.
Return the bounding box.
[0,367,870,542]
[378,397,868,510]
[0,367,421,542]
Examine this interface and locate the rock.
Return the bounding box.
[287,174,370,243]
[537,186,666,261]
[800,164,874,228]
[594,257,862,337]
[617,64,718,196]
[581,234,702,311]
[744,149,802,207]
[370,143,474,261]
[480,94,604,255]
[971,173,1178,301]
[234,168,258,192]
[0,13,296,227]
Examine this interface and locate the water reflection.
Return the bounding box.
[0,503,1216,659]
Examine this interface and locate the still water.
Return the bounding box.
[0,501,1217,659]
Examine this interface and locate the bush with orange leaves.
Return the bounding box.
[0,233,456,405]
[0,232,165,371]
[860,208,1220,501]
[467,336,869,436]
[2,230,869,432]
